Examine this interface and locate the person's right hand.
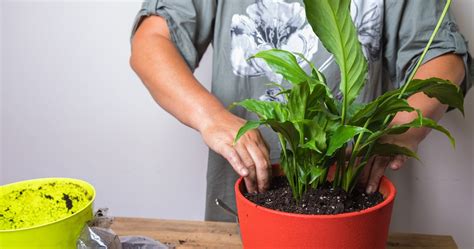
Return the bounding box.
[198,110,271,193]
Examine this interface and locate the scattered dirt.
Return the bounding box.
[244,176,384,215]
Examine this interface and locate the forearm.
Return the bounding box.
[363,53,466,191]
[390,53,465,143]
[130,16,226,132]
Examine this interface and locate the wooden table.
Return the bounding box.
[112,217,457,249]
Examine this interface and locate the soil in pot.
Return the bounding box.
[0,181,93,230]
[244,176,383,215]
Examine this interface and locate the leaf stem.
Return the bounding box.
[348,118,371,168]
[399,0,452,97]
[342,98,347,125]
[333,144,346,188]
[382,0,452,125]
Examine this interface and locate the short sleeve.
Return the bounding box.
[131,0,216,71]
[383,0,473,96]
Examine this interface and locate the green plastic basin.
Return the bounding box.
[0,178,95,249]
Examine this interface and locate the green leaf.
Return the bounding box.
[234,99,287,121]
[326,125,370,156]
[349,101,377,126]
[309,167,324,184]
[352,78,464,125]
[372,143,420,161]
[349,91,399,125]
[275,89,292,97]
[234,120,261,144]
[267,120,300,150]
[307,80,339,116]
[304,0,368,122]
[349,160,368,191]
[304,119,327,152]
[392,117,455,148]
[298,166,310,185]
[372,99,415,121]
[365,113,456,148]
[293,53,338,115]
[349,96,414,126]
[294,52,327,84]
[301,140,321,153]
[288,82,310,120]
[250,49,309,84]
[404,78,464,115]
[338,102,366,123]
[287,83,311,145]
[265,82,286,91]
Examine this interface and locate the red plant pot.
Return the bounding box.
[235,174,396,249]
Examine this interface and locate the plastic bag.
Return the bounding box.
[76,208,168,249]
[120,236,168,249]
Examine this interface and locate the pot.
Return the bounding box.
[0,178,95,249]
[235,172,396,249]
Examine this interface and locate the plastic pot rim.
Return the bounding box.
[234,175,396,219]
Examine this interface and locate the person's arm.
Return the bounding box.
[130,16,271,193]
[363,53,465,193]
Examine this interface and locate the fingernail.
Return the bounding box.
[241,168,249,176]
[366,185,374,194]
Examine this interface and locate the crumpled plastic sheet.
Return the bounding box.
[76,208,169,249]
[121,236,168,249]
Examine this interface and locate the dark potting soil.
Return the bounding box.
[244,176,384,215]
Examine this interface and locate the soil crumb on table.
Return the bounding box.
[244,176,384,215]
[0,181,92,230]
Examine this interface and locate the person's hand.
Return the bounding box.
[360,109,426,194]
[360,132,420,194]
[199,110,271,193]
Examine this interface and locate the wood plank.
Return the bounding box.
[112,217,457,249]
[112,217,241,249]
[387,233,457,249]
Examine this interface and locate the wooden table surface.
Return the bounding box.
[112,217,457,249]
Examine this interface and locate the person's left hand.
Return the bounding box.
[360,127,423,194]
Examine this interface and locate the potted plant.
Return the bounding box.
[232,0,464,248]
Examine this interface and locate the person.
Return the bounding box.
[130,0,472,222]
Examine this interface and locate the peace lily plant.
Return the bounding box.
[233,0,463,200]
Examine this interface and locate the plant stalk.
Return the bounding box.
[365,0,452,165]
[399,0,453,97]
[348,118,371,169]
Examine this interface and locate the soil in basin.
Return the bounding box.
[244,176,384,215]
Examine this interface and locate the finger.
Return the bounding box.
[257,138,270,160]
[219,144,249,177]
[389,155,406,170]
[246,142,271,193]
[258,136,274,174]
[257,141,272,174]
[252,130,270,158]
[244,167,258,194]
[359,156,375,186]
[366,156,390,194]
[235,144,258,194]
[235,142,256,168]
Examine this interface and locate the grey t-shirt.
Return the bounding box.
[131,0,473,222]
